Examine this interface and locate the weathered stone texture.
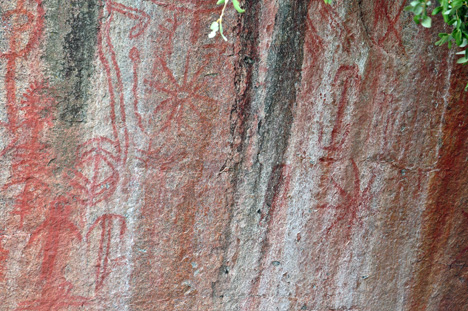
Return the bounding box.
[0,0,467,310]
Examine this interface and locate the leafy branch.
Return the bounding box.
[209,0,245,41]
[405,0,468,89]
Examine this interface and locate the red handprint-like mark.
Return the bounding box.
[318,159,376,240]
[86,214,127,292]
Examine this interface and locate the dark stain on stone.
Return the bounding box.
[213,0,311,304]
[58,0,99,123]
[256,0,309,216]
[212,0,262,301]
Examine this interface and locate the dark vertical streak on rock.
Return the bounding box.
[44,0,99,124]
[215,0,310,305]
[254,0,309,237]
[213,0,262,301]
[250,0,311,303]
[61,0,99,123]
[43,0,100,168]
[229,1,261,184]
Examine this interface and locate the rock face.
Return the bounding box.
[0,0,467,310]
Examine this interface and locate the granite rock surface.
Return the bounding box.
[0,0,467,310]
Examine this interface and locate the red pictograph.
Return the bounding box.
[15,280,89,311]
[144,53,214,133]
[372,0,406,49]
[67,138,120,207]
[15,197,90,311]
[68,0,151,206]
[148,0,218,14]
[130,47,146,135]
[143,13,215,134]
[86,214,127,292]
[3,82,55,228]
[1,1,144,306]
[304,14,324,59]
[107,0,150,39]
[148,0,218,44]
[26,198,82,281]
[151,14,183,59]
[1,0,224,306]
[450,211,468,273]
[0,0,44,132]
[319,65,361,159]
[0,233,8,281]
[318,159,376,240]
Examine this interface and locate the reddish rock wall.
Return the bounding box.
[0,0,467,310]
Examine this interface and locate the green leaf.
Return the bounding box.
[232,0,245,13]
[435,33,450,46]
[457,56,468,63]
[447,18,457,26]
[210,21,219,32]
[432,6,443,15]
[217,0,225,4]
[455,30,462,45]
[414,5,424,15]
[404,5,415,12]
[421,16,432,28]
[461,38,468,47]
[410,1,420,6]
[219,22,227,41]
